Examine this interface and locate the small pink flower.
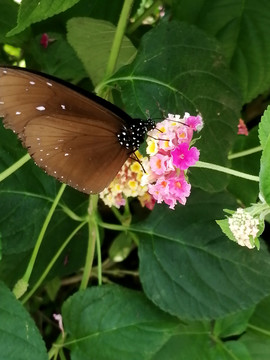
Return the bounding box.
[53,314,64,336]
[148,177,170,203]
[40,33,49,48]
[40,33,55,48]
[168,175,191,205]
[186,115,203,131]
[163,196,177,209]
[149,153,167,174]
[237,119,248,136]
[158,132,176,151]
[175,126,189,143]
[139,192,156,210]
[149,153,172,175]
[171,143,200,170]
[115,194,126,208]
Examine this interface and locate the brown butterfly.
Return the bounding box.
[0,66,155,193]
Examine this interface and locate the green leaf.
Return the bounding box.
[0,281,47,359]
[25,33,87,82]
[62,285,179,360]
[44,277,61,301]
[259,135,270,205]
[222,341,252,360]
[153,320,251,360]
[67,17,137,86]
[136,189,270,320]
[214,308,254,338]
[0,233,2,261]
[7,0,80,36]
[216,218,236,242]
[171,0,270,103]
[0,123,88,286]
[0,124,57,255]
[62,0,128,26]
[241,296,270,360]
[258,105,270,149]
[0,0,30,46]
[111,21,241,193]
[248,296,270,330]
[152,322,212,360]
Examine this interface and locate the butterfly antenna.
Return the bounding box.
[129,152,146,173]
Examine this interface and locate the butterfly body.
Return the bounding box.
[0,66,155,193]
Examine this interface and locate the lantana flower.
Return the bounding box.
[228,208,260,249]
[217,198,268,250]
[100,113,202,210]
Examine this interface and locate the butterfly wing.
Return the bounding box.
[0,67,130,193]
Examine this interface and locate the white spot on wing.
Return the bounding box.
[16,111,21,115]
[64,153,69,157]
[3,70,7,74]
[29,81,35,85]
[36,106,46,111]
[46,82,52,87]
[61,104,66,110]
[0,101,4,104]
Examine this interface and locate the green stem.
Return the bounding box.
[122,198,132,225]
[110,203,131,225]
[80,195,99,290]
[58,203,86,221]
[13,183,66,299]
[193,161,260,182]
[127,0,162,34]
[59,348,67,360]
[21,220,87,304]
[228,145,262,160]
[111,206,123,223]
[98,220,127,232]
[104,0,134,79]
[95,221,102,286]
[48,334,66,360]
[0,153,30,182]
[248,324,270,336]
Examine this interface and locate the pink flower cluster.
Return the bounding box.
[141,113,202,209]
[100,113,202,210]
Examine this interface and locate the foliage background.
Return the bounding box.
[0,0,270,359]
